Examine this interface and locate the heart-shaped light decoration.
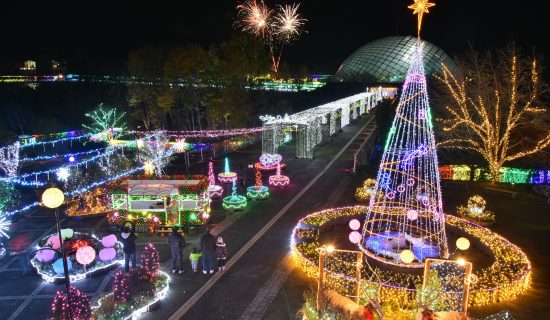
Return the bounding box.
[259,153,282,168]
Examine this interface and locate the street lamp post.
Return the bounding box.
[42,187,72,317]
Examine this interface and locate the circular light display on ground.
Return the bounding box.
[291,206,531,308]
[268,175,290,187]
[208,184,224,199]
[218,172,237,184]
[222,195,247,211]
[246,185,270,200]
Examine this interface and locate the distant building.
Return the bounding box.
[20,60,36,71]
[333,36,455,83]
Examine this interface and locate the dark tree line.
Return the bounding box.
[127,32,273,130]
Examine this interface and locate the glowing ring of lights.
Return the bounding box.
[246,186,270,200]
[208,184,224,199]
[218,172,238,183]
[386,192,395,200]
[291,206,531,308]
[396,185,405,193]
[406,178,415,186]
[268,175,290,187]
[31,232,124,283]
[254,162,287,171]
[222,195,247,211]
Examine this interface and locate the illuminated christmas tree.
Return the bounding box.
[51,286,92,320]
[140,243,160,281]
[113,270,130,305]
[361,42,448,266]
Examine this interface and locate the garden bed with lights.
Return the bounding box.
[291,206,531,308]
[92,244,170,320]
[31,230,124,283]
[93,271,169,320]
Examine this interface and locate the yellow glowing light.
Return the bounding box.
[457,258,466,266]
[325,245,335,254]
[400,249,415,264]
[144,161,155,176]
[42,187,65,209]
[136,139,144,149]
[456,237,471,250]
[408,0,435,36]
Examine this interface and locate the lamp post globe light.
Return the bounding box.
[42,186,72,317]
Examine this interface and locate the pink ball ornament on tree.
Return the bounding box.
[406,209,418,221]
[348,219,361,231]
[349,231,362,244]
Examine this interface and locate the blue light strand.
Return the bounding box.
[19,133,93,149]
[5,134,153,182]
[19,147,107,162]
[2,164,146,217]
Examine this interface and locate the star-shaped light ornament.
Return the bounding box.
[408,0,435,37]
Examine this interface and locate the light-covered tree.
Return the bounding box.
[436,44,550,181]
[83,104,127,136]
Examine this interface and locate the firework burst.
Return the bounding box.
[235,1,306,72]
[273,4,306,43]
[236,0,273,38]
[0,217,10,238]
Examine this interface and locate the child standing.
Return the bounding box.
[216,236,228,272]
[189,248,202,273]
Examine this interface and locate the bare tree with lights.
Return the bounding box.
[436,43,550,182]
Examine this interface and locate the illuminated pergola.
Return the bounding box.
[260,89,390,158]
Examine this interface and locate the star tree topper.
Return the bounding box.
[408,0,436,37]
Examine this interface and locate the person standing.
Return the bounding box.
[189,248,202,273]
[167,199,179,225]
[215,236,228,272]
[120,226,137,272]
[199,226,216,274]
[168,227,186,274]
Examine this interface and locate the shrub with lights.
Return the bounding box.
[246,165,270,200]
[457,195,495,226]
[51,285,92,320]
[31,230,124,282]
[354,178,377,202]
[93,244,170,320]
[65,187,111,217]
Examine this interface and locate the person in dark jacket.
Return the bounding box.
[215,236,227,272]
[120,226,137,272]
[199,226,216,274]
[168,227,186,274]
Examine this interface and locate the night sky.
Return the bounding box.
[1,1,548,74]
